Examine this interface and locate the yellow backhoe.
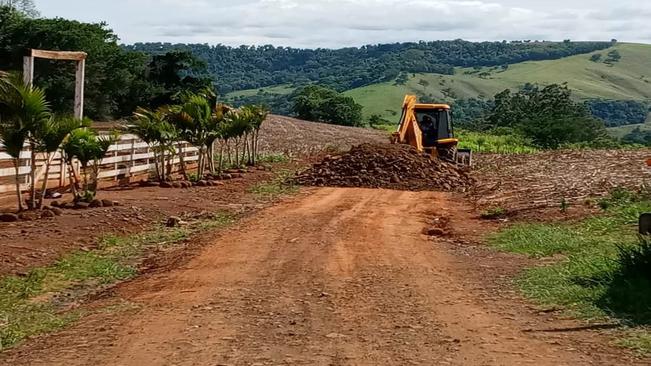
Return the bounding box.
[392,95,472,166]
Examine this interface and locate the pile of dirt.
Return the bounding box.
[294,143,473,191]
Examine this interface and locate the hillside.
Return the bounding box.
[224,43,651,123]
[128,40,612,94]
[345,43,651,120]
[608,112,651,138]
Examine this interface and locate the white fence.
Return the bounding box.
[0,134,200,195]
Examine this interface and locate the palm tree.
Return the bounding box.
[36,116,89,208]
[0,121,28,211]
[62,128,117,202]
[0,72,51,210]
[205,103,229,174]
[242,105,269,166]
[227,109,253,168]
[129,107,178,182]
[168,94,212,177]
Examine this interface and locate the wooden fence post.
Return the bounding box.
[129,138,136,177]
[74,59,85,120]
[23,56,34,86]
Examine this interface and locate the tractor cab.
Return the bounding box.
[414,104,457,149]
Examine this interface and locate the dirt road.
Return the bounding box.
[5,188,641,365]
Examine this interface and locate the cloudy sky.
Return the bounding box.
[34,0,651,48]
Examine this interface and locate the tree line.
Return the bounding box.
[127,40,614,94]
[586,99,649,127]
[0,6,213,120]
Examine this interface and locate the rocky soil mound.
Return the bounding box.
[294,143,473,191]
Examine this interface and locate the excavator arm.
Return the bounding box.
[393,95,424,151]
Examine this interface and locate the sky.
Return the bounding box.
[34,0,651,48]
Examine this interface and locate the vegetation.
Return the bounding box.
[587,99,649,127]
[0,72,91,209]
[126,91,269,182]
[128,40,613,95]
[61,128,116,202]
[36,116,89,207]
[292,85,363,127]
[456,130,538,154]
[486,84,609,148]
[490,189,651,352]
[344,44,651,121]
[622,127,651,146]
[250,169,298,200]
[0,6,212,120]
[0,0,37,17]
[0,211,235,350]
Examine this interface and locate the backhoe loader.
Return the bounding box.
[392,95,472,166]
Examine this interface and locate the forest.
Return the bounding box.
[585,99,649,127]
[126,40,614,94]
[0,6,212,120]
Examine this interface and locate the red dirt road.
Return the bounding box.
[4,188,643,365]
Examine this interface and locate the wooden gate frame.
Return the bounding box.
[23,49,87,119]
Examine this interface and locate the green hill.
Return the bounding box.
[345,43,651,121]
[608,112,651,138]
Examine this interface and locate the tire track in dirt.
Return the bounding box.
[3,188,645,365]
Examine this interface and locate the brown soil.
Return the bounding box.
[3,188,644,365]
[0,168,280,276]
[472,149,651,218]
[295,143,473,192]
[258,115,389,156]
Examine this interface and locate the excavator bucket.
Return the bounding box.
[456,149,473,167]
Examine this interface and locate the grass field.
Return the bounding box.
[346,43,651,120]
[489,189,651,353]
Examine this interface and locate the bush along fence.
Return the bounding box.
[0,133,200,197]
[2,65,269,212]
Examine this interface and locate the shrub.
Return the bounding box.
[597,238,651,324]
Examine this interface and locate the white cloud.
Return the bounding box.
[34,0,651,47]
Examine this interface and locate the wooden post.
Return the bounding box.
[74,59,85,120]
[59,152,66,187]
[129,138,136,177]
[23,56,34,86]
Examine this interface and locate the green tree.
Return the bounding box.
[167,93,213,176]
[0,7,211,120]
[0,0,38,17]
[37,116,89,208]
[606,50,621,63]
[0,73,29,210]
[292,85,363,127]
[148,51,213,108]
[487,84,608,148]
[0,72,51,210]
[129,107,179,182]
[61,128,116,201]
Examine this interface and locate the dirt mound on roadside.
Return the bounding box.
[294,143,473,191]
